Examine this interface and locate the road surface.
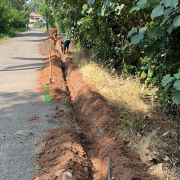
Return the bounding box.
[0,28,59,180]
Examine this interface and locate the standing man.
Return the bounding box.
[52,26,57,41]
[60,38,71,54]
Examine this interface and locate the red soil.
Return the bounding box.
[34,37,156,180]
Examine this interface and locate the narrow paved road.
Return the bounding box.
[0,28,58,180]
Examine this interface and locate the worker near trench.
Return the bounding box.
[52,26,57,41]
[60,38,71,54]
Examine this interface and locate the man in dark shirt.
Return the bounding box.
[60,38,71,54]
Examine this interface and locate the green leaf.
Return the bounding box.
[105,0,110,7]
[173,15,180,27]
[128,27,137,37]
[131,32,144,44]
[148,68,153,77]
[137,0,150,9]
[174,80,180,90]
[87,0,95,6]
[115,4,125,15]
[141,71,146,79]
[138,42,145,48]
[144,39,152,45]
[172,90,180,105]
[160,7,173,25]
[144,46,155,56]
[101,9,105,16]
[157,37,166,47]
[139,26,148,33]
[167,24,176,34]
[151,4,164,20]
[82,4,88,10]
[87,7,93,13]
[164,7,173,16]
[82,4,88,14]
[96,0,101,4]
[151,0,160,4]
[147,27,161,38]
[161,0,178,8]
[77,20,82,26]
[162,74,170,86]
[138,39,152,48]
[129,6,140,13]
[161,74,175,86]
[174,71,180,79]
[164,82,173,91]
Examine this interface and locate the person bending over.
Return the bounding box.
[60,38,71,54]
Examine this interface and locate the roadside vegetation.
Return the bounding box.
[33,21,46,29]
[41,0,180,115]
[0,27,29,43]
[0,0,29,42]
[0,0,46,42]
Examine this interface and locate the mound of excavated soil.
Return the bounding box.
[34,38,93,180]
[34,37,156,180]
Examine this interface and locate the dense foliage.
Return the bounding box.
[26,0,45,14]
[43,0,180,112]
[44,0,180,112]
[128,0,180,111]
[0,0,29,37]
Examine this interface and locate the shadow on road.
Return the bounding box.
[0,63,44,71]
[22,39,46,42]
[13,57,44,61]
[14,32,46,38]
[0,90,60,180]
[0,91,42,103]
[0,90,44,117]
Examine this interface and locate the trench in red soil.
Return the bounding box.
[34,37,156,180]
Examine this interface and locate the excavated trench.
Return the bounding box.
[34,37,156,180]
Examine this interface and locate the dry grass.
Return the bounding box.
[72,50,151,112]
[163,169,180,180]
[80,62,150,111]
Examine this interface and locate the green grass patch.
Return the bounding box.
[0,27,29,43]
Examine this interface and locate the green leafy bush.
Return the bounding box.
[0,1,29,35]
[33,21,45,28]
[161,70,180,105]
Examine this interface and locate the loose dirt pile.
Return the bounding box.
[34,37,156,180]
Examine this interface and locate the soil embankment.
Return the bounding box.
[34,37,156,180]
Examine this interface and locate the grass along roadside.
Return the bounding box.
[0,27,29,43]
[70,48,180,180]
